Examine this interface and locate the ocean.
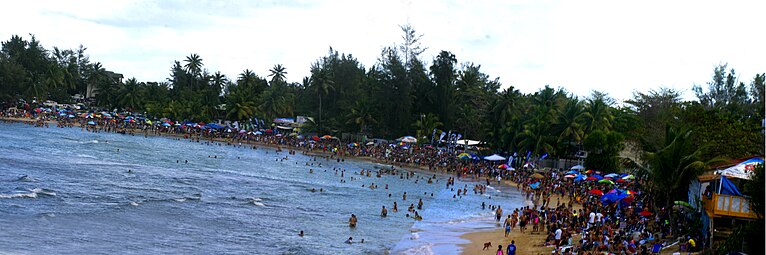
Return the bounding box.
[0,122,526,255]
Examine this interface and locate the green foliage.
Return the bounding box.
[583,130,624,172]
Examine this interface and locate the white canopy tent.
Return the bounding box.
[484,154,506,161]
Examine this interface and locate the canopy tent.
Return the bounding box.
[398,136,418,143]
[455,139,482,146]
[529,182,540,189]
[457,152,471,159]
[205,123,225,129]
[715,157,763,180]
[570,165,585,170]
[483,154,506,161]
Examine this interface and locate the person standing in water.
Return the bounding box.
[348,214,357,228]
[381,206,388,217]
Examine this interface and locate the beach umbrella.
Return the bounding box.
[598,179,615,185]
[585,170,594,174]
[457,152,471,159]
[348,143,359,147]
[565,170,579,175]
[570,165,585,171]
[622,175,635,180]
[254,131,263,135]
[67,114,75,118]
[322,135,332,139]
[87,121,96,125]
[399,136,417,143]
[529,182,540,189]
[604,177,613,180]
[585,176,599,181]
[604,173,620,178]
[275,134,283,137]
[365,141,375,146]
[638,210,653,217]
[58,112,67,117]
[311,136,320,141]
[531,173,544,179]
[574,174,587,182]
[162,122,171,127]
[145,120,153,125]
[564,174,577,178]
[239,130,247,134]
[588,189,604,196]
[674,201,692,208]
[616,179,627,183]
[498,164,509,169]
[591,174,603,180]
[296,135,304,139]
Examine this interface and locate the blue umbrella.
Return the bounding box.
[565,170,579,175]
[87,121,96,125]
[162,122,171,127]
[591,174,604,180]
[529,182,541,189]
[67,114,75,118]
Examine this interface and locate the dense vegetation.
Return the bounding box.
[0,29,763,166]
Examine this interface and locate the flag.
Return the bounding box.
[457,133,462,141]
[525,151,531,162]
[439,131,446,141]
[254,118,259,128]
[260,119,265,127]
[540,153,548,160]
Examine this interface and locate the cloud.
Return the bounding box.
[1,0,763,102]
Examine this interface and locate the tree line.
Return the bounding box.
[0,29,763,168]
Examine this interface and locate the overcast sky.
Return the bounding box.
[3,0,764,101]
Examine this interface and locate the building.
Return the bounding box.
[86,71,124,98]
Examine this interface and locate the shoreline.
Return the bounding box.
[458,181,582,255]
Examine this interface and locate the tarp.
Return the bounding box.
[718,176,744,196]
[715,157,763,180]
[484,154,506,161]
[206,123,225,129]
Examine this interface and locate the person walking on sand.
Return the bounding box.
[504,215,512,237]
[496,245,504,255]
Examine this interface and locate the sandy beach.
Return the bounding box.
[460,181,583,255]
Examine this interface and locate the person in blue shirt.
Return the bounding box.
[507,240,516,255]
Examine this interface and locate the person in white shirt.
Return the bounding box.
[554,227,563,246]
[588,211,596,228]
[596,212,603,226]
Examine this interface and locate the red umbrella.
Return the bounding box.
[311,136,321,141]
[585,170,594,174]
[588,189,604,196]
[604,177,613,180]
[616,179,627,183]
[585,176,598,181]
[639,210,653,217]
[265,129,273,133]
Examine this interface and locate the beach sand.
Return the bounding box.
[460,181,583,255]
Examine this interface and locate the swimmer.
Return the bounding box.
[299,230,304,237]
[381,206,388,217]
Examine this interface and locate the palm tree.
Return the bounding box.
[412,113,443,144]
[268,64,287,85]
[346,101,377,134]
[645,126,724,227]
[184,53,203,77]
[583,91,613,133]
[556,98,585,160]
[516,117,555,157]
[259,83,295,121]
[117,78,143,111]
[184,53,203,89]
[226,92,257,121]
[310,69,334,133]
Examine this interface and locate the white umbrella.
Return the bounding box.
[483,154,506,161]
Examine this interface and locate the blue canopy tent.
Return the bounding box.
[206,123,225,129]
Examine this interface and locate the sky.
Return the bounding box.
[2,0,764,102]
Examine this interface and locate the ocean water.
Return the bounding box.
[0,123,525,255]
